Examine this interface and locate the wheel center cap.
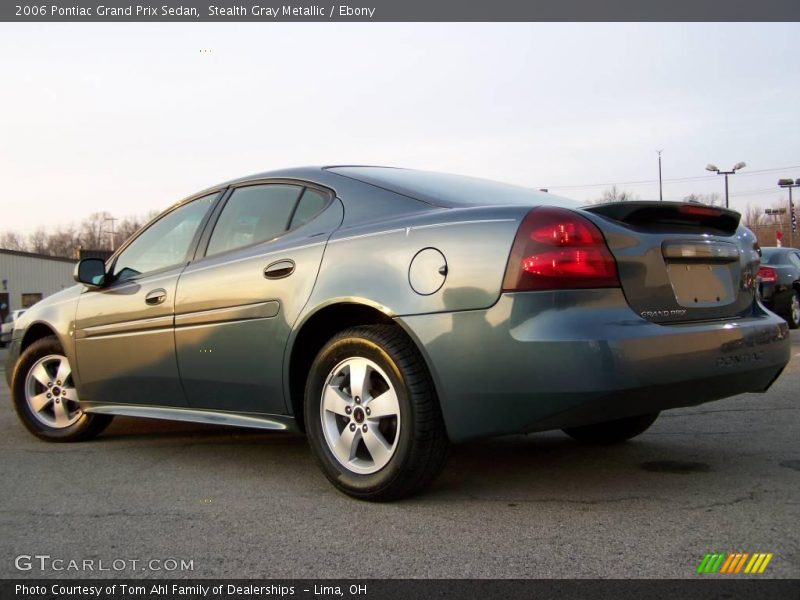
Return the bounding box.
[52,387,61,396]
[353,407,365,424]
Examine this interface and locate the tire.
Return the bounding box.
[305,325,448,501]
[11,335,113,442]
[786,289,800,330]
[562,412,659,445]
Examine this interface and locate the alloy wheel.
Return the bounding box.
[24,354,82,428]
[319,356,401,475]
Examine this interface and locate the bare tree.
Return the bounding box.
[742,204,766,231]
[113,214,150,249]
[47,225,81,259]
[0,231,28,252]
[683,192,722,206]
[28,228,51,255]
[600,186,638,203]
[80,211,114,251]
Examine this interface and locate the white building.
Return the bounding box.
[0,249,76,321]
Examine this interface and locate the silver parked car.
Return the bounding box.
[5,166,791,500]
[1,309,26,347]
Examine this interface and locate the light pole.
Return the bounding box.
[706,162,746,209]
[656,150,663,201]
[778,178,799,249]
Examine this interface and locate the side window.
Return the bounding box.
[205,184,303,256]
[290,188,329,229]
[789,253,800,269]
[112,193,217,281]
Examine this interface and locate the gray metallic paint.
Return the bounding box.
[6,166,792,443]
[398,290,788,441]
[174,197,343,415]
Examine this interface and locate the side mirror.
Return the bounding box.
[74,258,107,288]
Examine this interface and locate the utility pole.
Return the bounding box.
[103,216,118,251]
[656,150,663,201]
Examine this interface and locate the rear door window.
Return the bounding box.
[290,188,329,229]
[206,185,303,256]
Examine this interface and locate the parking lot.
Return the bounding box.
[1,332,798,579]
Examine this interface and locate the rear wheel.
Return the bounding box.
[305,325,448,501]
[11,336,113,442]
[562,412,659,445]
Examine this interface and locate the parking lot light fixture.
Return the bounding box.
[706,162,746,209]
[778,178,799,248]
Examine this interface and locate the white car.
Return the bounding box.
[0,310,26,346]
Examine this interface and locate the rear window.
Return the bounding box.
[761,250,788,265]
[327,166,577,209]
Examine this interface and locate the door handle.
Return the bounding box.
[145,288,167,305]
[264,259,295,280]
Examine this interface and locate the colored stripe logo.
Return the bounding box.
[697,552,773,574]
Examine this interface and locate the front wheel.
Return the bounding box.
[305,325,448,501]
[562,412,659,445]
[11,336,113,442]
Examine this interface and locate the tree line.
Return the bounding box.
[0,211,158,259]
[596,186,722,205]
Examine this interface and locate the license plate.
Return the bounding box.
[666,263,734,307]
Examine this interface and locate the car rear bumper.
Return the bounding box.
[397,289,791,442]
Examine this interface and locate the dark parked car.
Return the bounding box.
[5,166,791,500]
[758,246,800,329]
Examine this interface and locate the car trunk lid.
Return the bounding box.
[582,201,760,324]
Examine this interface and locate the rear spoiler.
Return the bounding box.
[583,201,741,236]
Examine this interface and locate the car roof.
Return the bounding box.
[324,166,577,209]
[198,165,577,210]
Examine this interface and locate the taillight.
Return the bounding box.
[757,266,777,283]
[503,207,620,291]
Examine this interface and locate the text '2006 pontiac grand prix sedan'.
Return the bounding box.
[5,166,791,500]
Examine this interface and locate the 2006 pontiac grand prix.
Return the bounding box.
[6,166,790,500]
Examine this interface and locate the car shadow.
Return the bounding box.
[94,417,729,503]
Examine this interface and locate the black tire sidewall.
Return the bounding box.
[305,335,415,497]
[788,290,800,329]
[12,336,98,441]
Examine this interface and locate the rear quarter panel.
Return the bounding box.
[304,205,527,317]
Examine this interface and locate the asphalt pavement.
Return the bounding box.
[0,332,798,579]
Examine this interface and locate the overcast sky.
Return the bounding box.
[1,23,798,234]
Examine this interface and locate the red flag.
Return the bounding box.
[776,230,783,247]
